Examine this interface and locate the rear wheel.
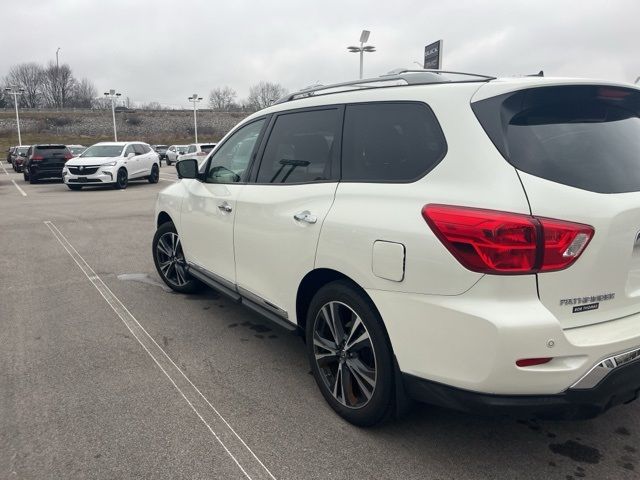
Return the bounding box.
[29,174,37,184]
[23,170,29,181]
[306,280,395,427]
[114,168,128,189]
[152,221,202,293]
[148,164,159,183]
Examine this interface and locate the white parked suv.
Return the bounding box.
[152,70,640,426]
[165,145,188,165]
[176,143,217,163]
[63,141,160,190]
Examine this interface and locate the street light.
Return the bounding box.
[56,47,61,108]
[104,89,122,141]
[347,30,376,79]
[188,93,203,143]
[4,86,24,146]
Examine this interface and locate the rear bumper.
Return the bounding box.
[404,357,640,419]
[30,165,64,179]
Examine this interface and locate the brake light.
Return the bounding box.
[31,155,44,161]
[64,153,73,160]
[422,205,594,274]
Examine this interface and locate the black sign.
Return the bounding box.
[424,40,443,70]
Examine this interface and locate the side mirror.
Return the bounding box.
[127,152,135,159]
[176,158,198,179]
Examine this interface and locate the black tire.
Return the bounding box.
[166,159,172,166]
[152,221,202,294]
[148,164,159,183]
[114,168,128,189]
[306,280,395,427]
[23,170,29,181]
[29,174,37,184]
[67,184,82,191]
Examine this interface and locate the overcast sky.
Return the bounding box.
[2,0,639,108]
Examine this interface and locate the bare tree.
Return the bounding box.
[41,62,76,108]
[69,78,97,108]
[5,62,44,108]
[140,101,163,110]
[246,82,287,111]
[208,86,237,111]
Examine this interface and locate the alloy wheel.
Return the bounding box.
[312,301,377,409]
[156,232,188,286]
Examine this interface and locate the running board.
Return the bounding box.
[186,264,299,333]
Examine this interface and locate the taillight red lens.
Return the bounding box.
[422,205,594,275]
[31,155,44,161]
[64,153,73,160]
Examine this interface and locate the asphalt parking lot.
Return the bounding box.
[1,162,639,480]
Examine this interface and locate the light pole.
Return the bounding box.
[56,47,61,108]
[188,94,203,143]
[347,30,376,79]
[4,86,24,146]
[104,89,122,141]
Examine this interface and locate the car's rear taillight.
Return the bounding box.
[31,155,44,161]
[64,153,73,160]
[421,205,594,274]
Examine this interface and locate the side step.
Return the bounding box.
[186,264,299,333]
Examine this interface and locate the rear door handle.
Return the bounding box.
[294,210,317,224]
[218,201,232,213]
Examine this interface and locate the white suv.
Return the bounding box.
[176,143,217,163]
[64,141,160,190]
[152,71,640,426]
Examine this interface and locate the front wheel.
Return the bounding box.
[152,221,202,293]
[114,168,128,189]
[148,164,159,183]
[306,280,395,427]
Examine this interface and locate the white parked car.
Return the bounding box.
[63,141,160,190]
[176,143,217,164]
[67,144,86,157]
[152,71,640,426]
[165,145,188,165]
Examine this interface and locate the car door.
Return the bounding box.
[122,144,136,177]
[179,118,267,286]
[233,107,342,322]
[130,144,147,177]
[141,144,155,174]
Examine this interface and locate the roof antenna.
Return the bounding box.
[527,70,544,77]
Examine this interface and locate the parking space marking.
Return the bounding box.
[1,162,9,175]
[44,220,277,480]
[11,180,27,197]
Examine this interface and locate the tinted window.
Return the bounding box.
[472,86,640,194]
[133,144,146,155]
[124,145,136,156]
[35,145,67,154]
[256,109,340,184]
[341,103,447,182]
[201,144,216,153]
[205,119,264,184]
[187,145,196,153]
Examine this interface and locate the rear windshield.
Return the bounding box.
[81,145,124,158]
[16,147,29,155]
[472,85,640,194]
[201,144,216,153]
[35,145,66,152]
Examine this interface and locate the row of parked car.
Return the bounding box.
[4,141,217,190]
[152,143,217,165]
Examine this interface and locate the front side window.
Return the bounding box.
[133,144,146,155]
[204,119,265,184]
[124,145,136,156]
[187,145,196,154]
[256,108,340,184]
[341,102,447,182]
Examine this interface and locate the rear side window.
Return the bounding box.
[341,102,447,182]
[256,108,340,184]
[472,86,640,194]
[201,144,216,153]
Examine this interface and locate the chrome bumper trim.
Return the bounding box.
[571,346,640,390]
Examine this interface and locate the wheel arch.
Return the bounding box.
[156,211,174,229]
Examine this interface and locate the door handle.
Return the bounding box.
[218,202,233,213]
[294,210,317,224]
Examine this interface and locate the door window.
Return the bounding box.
[341,102,447,182]
[133,144,146,155]
[187,145,196,154]
[256,108,340,184]
[204,119,265,184]
[124,145,135,156]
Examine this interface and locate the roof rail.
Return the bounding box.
[274,69,495,104]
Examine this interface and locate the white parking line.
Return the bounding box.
[11,180,27,197]
[44,220,277,480]
[1,162,9,175]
